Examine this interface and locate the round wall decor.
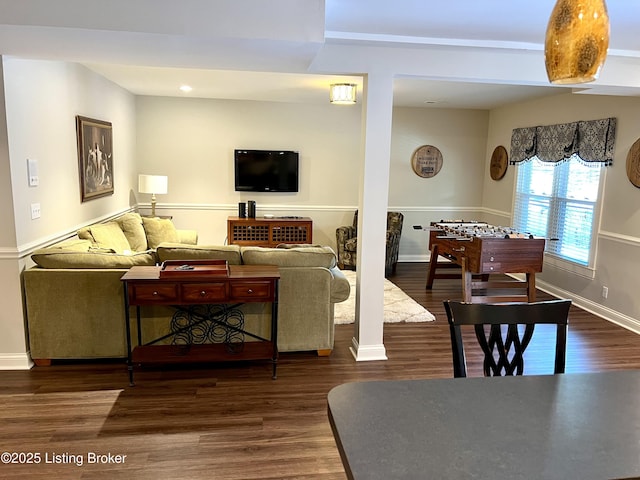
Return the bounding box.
[490,145,509,180]
[411,145,443,178]
[626,138,640,188]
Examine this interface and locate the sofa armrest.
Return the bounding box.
[176,229,198,245]
[329,267,351,303]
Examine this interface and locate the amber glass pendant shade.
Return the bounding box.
[545,0,609,84]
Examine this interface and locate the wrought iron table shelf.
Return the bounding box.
[121,264,280,385]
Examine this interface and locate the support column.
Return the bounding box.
[350,72,394,362]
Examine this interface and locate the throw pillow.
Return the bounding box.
[142,217,179,249]
[89,222,132,254]
[116,212,148,251]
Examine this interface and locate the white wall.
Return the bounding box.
[134,96,363,246]
[485,92,640,327]
[0,57,136,366]
[134,97,492,257]
[3,58,137,246]
[390,107,490,259]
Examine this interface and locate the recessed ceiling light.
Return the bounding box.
[179,85,192,93]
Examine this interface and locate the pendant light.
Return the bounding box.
[545,0,609,84]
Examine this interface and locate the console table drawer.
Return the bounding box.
[181,283,227,302]
[130,284,179,303]
[229,281,273,301]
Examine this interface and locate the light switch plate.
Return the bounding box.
[27,158,39,187]
[30,203,41,219]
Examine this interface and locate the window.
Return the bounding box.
[513,156,603,267]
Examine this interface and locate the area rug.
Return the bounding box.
[334,270,436,324]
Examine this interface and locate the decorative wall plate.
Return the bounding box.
[490,145,509,180]
[411,145,443,178]
[626,138,640,188]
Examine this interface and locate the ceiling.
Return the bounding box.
[1,0,639,109]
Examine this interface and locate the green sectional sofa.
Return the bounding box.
[22,212,350,365]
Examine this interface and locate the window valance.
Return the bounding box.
[510,117,616,166]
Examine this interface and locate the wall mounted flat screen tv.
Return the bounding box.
[234,149,299,192]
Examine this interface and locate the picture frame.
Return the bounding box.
[76,115,114,202]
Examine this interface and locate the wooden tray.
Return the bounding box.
[159,259,229,278]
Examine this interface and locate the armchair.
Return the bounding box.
[336,211,404,276]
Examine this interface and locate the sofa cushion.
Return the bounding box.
[31,249,156,269]
[240,246,337,268]
[47,238,93,252]
[156,243,242,265]
[88,222,132,254]
[116,212,148,252]
[142,217,179,249]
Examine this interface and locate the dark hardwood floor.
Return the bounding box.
[2,262,640,479]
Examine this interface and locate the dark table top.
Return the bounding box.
[328,371,640,480]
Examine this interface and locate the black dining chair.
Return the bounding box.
[444,299,571,377]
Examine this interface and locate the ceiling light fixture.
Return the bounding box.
[329,83,357,105]
[179,85,193,93]
[545,0,610,84]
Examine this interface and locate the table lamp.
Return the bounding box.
[138,174,168,217]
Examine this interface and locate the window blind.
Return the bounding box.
[513,156,602,266]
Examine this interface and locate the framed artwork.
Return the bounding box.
[411,145,443,178]
[76,115,114,202]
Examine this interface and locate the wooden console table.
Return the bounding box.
[121,264,280,385]
[227,216,312,247]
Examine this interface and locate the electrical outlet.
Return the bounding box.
[602,286,609,299]
[30,203,41,219]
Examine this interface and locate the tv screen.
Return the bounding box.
[234,149,299,192]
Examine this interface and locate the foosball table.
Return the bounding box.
[425,221,545,303]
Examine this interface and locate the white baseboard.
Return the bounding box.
[398,258,640,335]
[0,353,34,370]
[534,278,640,335]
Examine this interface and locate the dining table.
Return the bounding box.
[327,371,640,480]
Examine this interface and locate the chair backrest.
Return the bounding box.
[444,299,571,377]
[352,210,404,233]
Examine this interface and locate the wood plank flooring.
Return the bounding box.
[2,262,640,479]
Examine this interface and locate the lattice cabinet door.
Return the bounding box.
[231,223,270,244]
[227,217,313,247]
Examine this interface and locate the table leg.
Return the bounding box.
[461,257,472,303]
[271,281,279,380]
[527,273,536,302]
[123,285,135,387]
[426,244,439,289]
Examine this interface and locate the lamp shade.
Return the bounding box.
[330,83,357,105]
[545,0,609,84]
[138,174,168,195]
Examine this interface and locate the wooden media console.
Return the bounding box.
[227,216,313,247]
